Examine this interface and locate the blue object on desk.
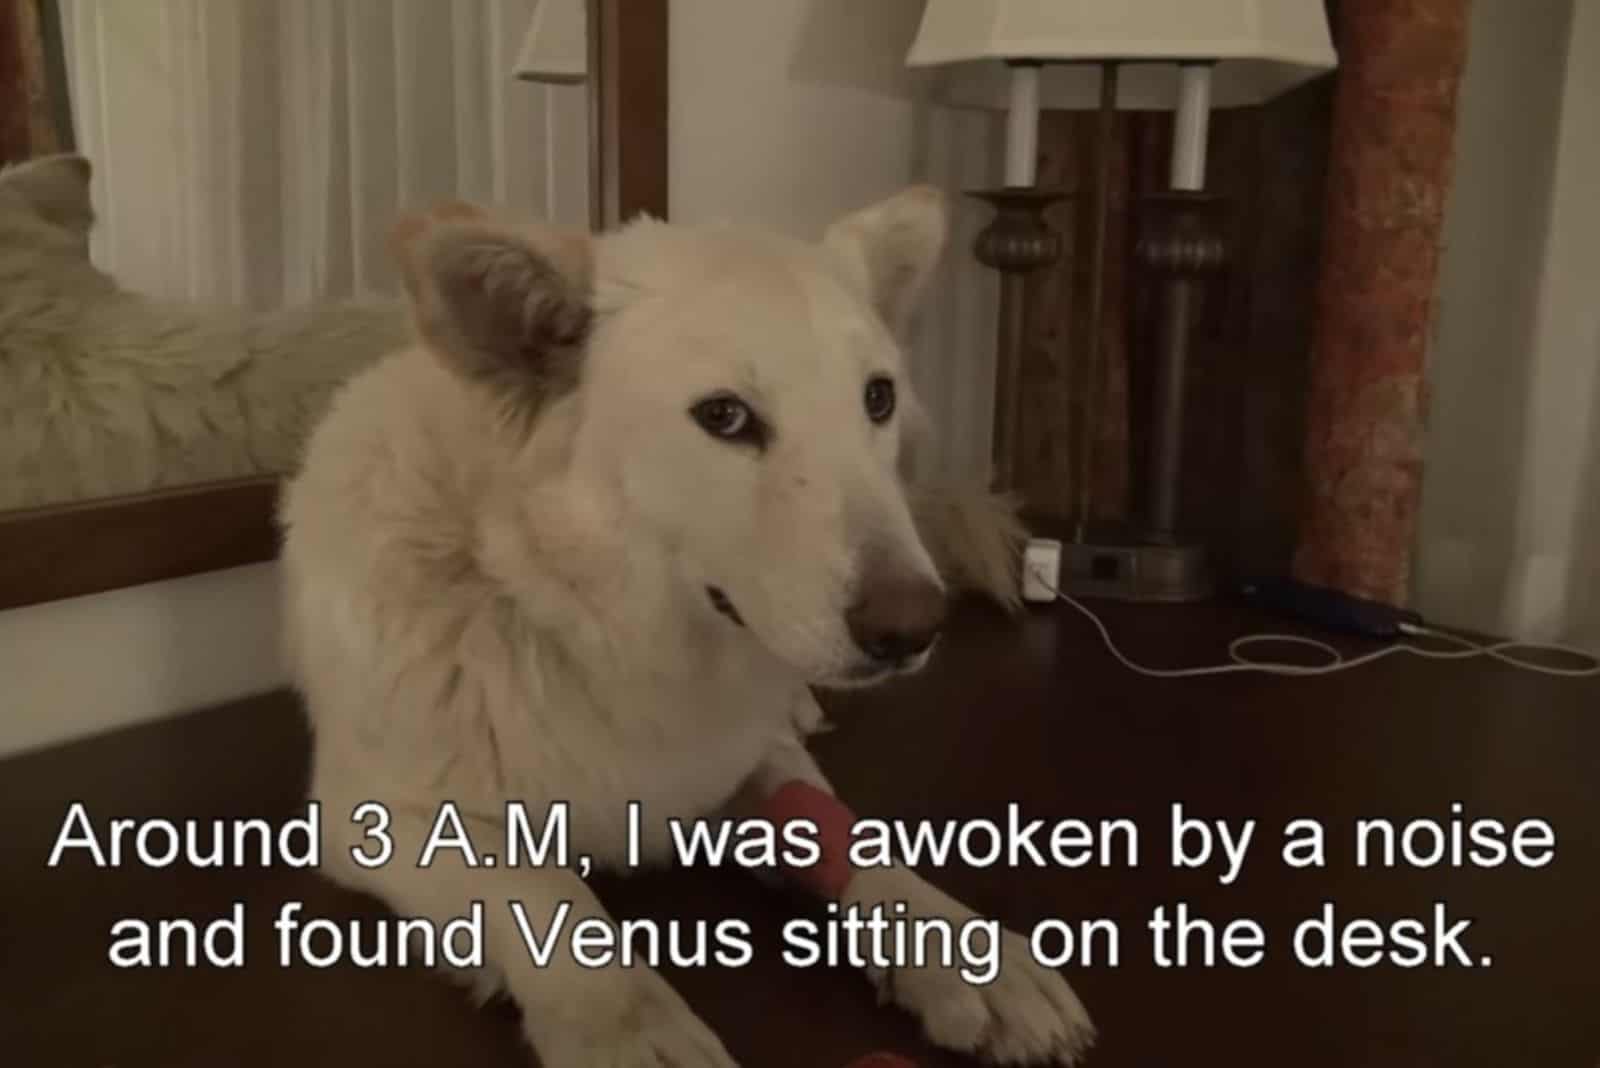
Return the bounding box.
[1236,576,1423,640]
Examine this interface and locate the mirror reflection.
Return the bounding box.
[2,0,591,512]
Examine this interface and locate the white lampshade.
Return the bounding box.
[906,0,1338,111]
[515,0,588,84]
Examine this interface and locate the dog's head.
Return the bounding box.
[392,189,951,688]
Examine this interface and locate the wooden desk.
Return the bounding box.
[4,600,1597,1066]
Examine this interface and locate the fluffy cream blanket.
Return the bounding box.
[0,154,413,511]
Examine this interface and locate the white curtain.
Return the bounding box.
[57,0,590,311]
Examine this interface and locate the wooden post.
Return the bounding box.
[588,0,668,228]
[0,0,63,163]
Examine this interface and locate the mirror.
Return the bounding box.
[2,0,592,516]
[0,0,664,611]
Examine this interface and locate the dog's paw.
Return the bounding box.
[532,968,737,1068]
[846,868,1095,1065]
[870,924,1094,1066]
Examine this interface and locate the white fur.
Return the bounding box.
[280,188,1088,1066]
[0,154,411,510]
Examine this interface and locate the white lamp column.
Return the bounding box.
[1170,64,1214,191]
[1003,63,1042,186]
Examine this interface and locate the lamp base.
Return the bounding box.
[1062,536,1213,603]
[1029,518,1215,603]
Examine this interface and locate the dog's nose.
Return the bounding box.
[846,574,947,664]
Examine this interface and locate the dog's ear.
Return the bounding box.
[823,185,947,332]
[1,153,94,236]
[391,205,594,402]
[388,199,488,298]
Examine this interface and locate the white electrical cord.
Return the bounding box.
[1030,568,1600,680]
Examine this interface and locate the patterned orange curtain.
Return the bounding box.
[1293,0,1471,605]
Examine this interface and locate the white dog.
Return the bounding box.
[279,188,1093,1065]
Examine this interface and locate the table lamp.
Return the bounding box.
[907,0,1337,601]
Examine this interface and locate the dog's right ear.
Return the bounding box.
[0,153,94,236]
[390,205,594,401]
[823,185,947,334]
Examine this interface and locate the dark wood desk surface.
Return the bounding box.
[4,599,1597,1067]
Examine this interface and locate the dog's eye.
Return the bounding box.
[690,394,764,446]
[864,376,896,424]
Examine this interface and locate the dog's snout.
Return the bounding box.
[846,574,946,665]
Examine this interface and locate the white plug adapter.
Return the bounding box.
[1022,538,1062,603]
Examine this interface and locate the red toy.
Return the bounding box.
[757,784,919,1068]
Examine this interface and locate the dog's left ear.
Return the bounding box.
[823,185,947,332]
[390,203,594,403]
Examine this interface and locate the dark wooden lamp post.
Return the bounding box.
[967,187,1071,492]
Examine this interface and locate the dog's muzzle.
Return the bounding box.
[845,572,946,669]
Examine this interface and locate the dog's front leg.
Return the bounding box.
[320,797,736,1068]
[733,727,1095,1066]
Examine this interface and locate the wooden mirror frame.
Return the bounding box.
[0,0,667,612]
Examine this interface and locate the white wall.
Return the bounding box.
[0,563,285,757]
[1416,0,1599,645]
[1509,0,1600,646]
[670,0,926,235]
